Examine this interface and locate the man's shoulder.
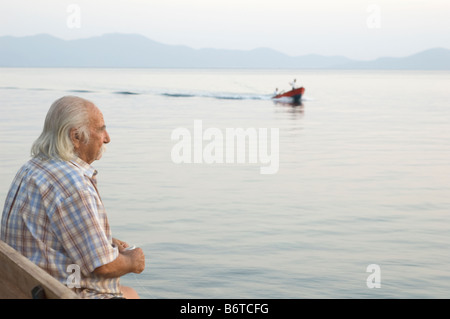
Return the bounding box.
[29,156,75,175]
[27,157,87,194]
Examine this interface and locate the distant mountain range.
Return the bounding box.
[1,33,449,69]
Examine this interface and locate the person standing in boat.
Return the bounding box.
[289,79,298,90]
[0,96,145,299]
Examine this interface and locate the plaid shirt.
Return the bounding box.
[1,156,122,299]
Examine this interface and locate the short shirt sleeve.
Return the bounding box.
[51,189,118,276]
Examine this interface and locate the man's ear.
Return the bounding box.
[70,128,80,148]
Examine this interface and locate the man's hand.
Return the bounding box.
[112,238,130,252]
[122,247,146,274]
[112,237,145,273]
[94,238,146,277]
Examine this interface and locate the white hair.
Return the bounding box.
[31,96,92,161]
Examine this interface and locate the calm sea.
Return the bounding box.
[1,68,449,298]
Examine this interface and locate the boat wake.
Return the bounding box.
[161,91,272,101]
[1,86,309,102]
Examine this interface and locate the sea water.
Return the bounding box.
[0,68,449,298]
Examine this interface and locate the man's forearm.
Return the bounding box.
[93,251,136,278]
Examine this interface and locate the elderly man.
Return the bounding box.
[1,96,145,299]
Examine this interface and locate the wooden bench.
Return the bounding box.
[0,240,79,299]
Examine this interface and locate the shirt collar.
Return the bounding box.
[70,157,98,179]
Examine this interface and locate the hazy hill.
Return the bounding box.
[0,33,449,69]
[339,47,450,70]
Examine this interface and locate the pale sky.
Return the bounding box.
[1,0,449,60]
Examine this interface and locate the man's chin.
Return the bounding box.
[96,146,106,161]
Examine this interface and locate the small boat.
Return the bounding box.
[272,87,305,104]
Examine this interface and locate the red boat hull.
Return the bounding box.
[273,87,305,100]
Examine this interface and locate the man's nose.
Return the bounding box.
[104,130,111,144]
